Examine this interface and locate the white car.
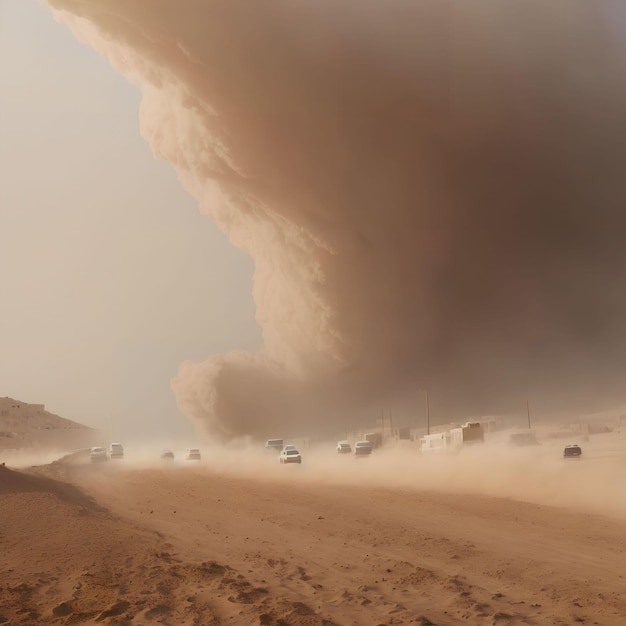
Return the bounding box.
[265,439,284,452]
[279,449,302,464]
[160,448,175,460]
[185,448,201,461]
[336,441,352,454]
[90,446,108,462]
[109,443,124,459]
[354,441,372,456]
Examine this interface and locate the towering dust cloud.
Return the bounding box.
[45,1,626,437]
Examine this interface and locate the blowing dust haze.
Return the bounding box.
[43,1,626,437]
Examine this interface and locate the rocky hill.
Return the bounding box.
[0,397,98,450]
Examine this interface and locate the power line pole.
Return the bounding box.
[527,400,531,429]
[426,390,430,435]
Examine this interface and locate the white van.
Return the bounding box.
[185,448,201,461]
[109,443,124,459]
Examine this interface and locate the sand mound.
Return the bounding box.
[0,464,338,625]
[0,463,99,510]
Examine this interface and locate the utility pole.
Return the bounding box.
[527,400,531,429]
[426,390,430,435]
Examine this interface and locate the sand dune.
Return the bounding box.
[2,436,626,625]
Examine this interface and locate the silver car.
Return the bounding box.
[265,439,284,452]
[90,446,108,462]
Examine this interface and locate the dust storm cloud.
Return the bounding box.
[44,1,626,437]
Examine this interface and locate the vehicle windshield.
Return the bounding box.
[356,442,371,447]
[286,450,300,455]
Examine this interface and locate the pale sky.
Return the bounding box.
[0,0,261,441]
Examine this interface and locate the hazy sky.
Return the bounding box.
[0,0,261,441]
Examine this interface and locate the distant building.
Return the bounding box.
[419,432,448,454]
[420,422,485,454]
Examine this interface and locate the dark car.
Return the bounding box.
[563,444,582,458]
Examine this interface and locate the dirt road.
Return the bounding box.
[7,452,620,626]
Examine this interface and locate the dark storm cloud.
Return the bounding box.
[46,0,626,435]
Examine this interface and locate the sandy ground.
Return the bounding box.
[1,433,626,625]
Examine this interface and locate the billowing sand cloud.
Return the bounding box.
[43,1,626,437]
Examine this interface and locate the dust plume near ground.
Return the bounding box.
[8,427,626,521]
[190,430,626,521]
[2,428,626,625]
[43,1,626,436]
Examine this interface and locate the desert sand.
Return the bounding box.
[2,432,626,626]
